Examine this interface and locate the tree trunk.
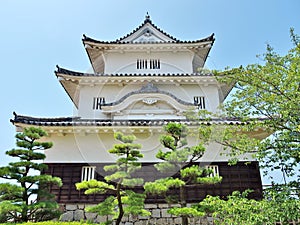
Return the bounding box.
[180,186,188,225]
[21,181,29,222]
[115,183,124,225]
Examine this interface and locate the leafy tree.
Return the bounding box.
[144,123,222,225]
[196,190,300,225]
[188,30,300,224]
[216,29,300,190]
[76,132,150,225]
[0,127,62,222]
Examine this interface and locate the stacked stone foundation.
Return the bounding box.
[60,203,213,225]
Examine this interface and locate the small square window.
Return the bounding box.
[205,165,219,177]
[194,96,205,109]
[81,166,96,181]
[93,97,105,110]
[137,59,160,69]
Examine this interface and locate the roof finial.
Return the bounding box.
[145,12,151,22]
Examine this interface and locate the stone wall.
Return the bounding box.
[60,203,213,225]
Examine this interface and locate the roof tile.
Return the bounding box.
[11,113,251,127]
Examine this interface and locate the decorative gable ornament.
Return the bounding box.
[142,98,158,105]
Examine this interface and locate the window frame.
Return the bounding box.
[205,165,219,177]
[81,166,96,181]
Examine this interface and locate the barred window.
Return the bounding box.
[93,97,105,110]
[205,165,219,177]
[149,59,160,69]
[81,166,96,181]
[137,59,160,69]
[194,96,205,109]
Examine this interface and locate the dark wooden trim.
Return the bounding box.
[43,161,263,204]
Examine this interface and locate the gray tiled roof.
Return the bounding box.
[11,113,250,127]
[82,15,215,45]
[55,66,214,77]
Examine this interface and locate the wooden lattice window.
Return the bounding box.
[137,59,147,69]
[137,59,160,69]
[81,166,96,181]
[93,97,105,110]
[194,96,205,109]
[149,59,160,69]
[205,165,219,177]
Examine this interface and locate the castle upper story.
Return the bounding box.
[83,14,214,74]
[55,15,232,120]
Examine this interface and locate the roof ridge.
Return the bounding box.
[55,66,214,77]
[82,15,215,44]
[115,14,179,43]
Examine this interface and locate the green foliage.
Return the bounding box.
[0,183,23,201]
[76,132,149,225]
[85,196,116,216]
[144,177,185,195]
[0,127,62,222]
[76,179,115,194]
[196,190,300,225]
[180,165,203,180]
[122,190,150,217]
[215,30,300,188]
[144,123,221,225]
[168,206,205,218]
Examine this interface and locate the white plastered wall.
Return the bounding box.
[104,51,194,74]
[44,132,254,163]
[78,82,221,119]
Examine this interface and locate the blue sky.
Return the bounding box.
[0,0,299,184]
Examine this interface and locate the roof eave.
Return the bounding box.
[55,67,79,108]
[82,33,215,46]
[82,35,98,73]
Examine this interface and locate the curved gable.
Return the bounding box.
[101,83,195,119]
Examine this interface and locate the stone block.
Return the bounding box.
[95,215,107,223]
[156,218,166,224]
[198,218,208,225]
[137,214,148,220]
[207,216,214,224]
[59,204,65,212]
[165,217,174,224]
[74,209,84,221]
[133,220,147,225]
[124,222,133,225]
[174,217,181,224]
[128,214,138,221]
[60,211,74,221]
[151,209,161,218]
[78,204,85,209]
[107,215,113,221]
[161,208,172,218]
[121,215,129,222]
[65,204,78,211]
[144,203,158,209]
[158,203,169,209]
[85,212,97,221]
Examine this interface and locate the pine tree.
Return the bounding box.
[76,132,150,225]
[0,127,62,222]
[144,123,222,225]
